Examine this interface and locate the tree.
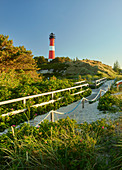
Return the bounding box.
[34,56,48,65]
[51,57,71,63]
[0,34,37,73]
[113,60,120,73]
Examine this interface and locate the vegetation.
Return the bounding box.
[98,78,122,112]
[0,73,91,131]
[34,57,119,79]
[0,34,121,169]
[98,91,122,112]
[113,60,121,74]
[34,56,71,66]
[0,117,121,170]
[0,34,121,80]
[34,56,48,66]
[0,34,39,79]
[50,56,72,63]
[0,89,91,131]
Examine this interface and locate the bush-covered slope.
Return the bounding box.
[36,58,118,79]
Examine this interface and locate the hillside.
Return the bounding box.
[37,59,117,79]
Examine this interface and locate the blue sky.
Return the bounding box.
[0,0,122,68]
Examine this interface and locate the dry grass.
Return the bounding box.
[64,59,118,78]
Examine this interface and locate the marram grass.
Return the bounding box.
[0,116,121,170]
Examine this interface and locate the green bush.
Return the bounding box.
[0,89,92,132]
[98,91,121,112]
[0,117,121,170]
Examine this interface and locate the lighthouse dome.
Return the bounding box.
[49,33,55,39]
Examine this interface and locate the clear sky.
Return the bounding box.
[0,0,122,68]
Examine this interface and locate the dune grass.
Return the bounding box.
[0,116,121,170]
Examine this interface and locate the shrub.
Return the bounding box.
[0,88,91,132]
[98,92,121,112]
[0,117,120,170]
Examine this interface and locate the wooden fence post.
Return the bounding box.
[23,99,26,107]
[51,111,54,122]
[52,93,54,100]
[98,90,101,102]
[82,98,85,108]
[100,90,102,98]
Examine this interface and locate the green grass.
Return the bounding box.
[36,59,121,79]
[0,88,92,132]
[0,116,121,170]
[98,80,122,112]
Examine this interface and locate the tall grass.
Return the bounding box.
[0,117,121,170]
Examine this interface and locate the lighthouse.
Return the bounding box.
[48,33,55,61]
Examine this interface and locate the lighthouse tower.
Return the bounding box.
[48,33,55,61]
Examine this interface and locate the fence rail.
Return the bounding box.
[0,77,107,118]
[95,77,107,86]
[1,83,89,117]
[0,79,114,135]
[74,80,86,85]
[0,83,89,106]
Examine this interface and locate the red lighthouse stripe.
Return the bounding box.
[49,51,55,59]
[50,38,55,46]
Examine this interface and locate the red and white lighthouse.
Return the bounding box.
[48,33,55,61]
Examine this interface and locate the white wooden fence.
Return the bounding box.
[74,80,86,85]
[95,77,107,86]
[0,77,107,117]
[0,83,89,117]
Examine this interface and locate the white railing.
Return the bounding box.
[74,80,86,85]
[95,77,107,86]
[0,80,115,135]
[0,83,89,117]
[0,83,89,106]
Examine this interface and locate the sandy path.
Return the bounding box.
[1,80,121,135]
[32,80,120,126]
